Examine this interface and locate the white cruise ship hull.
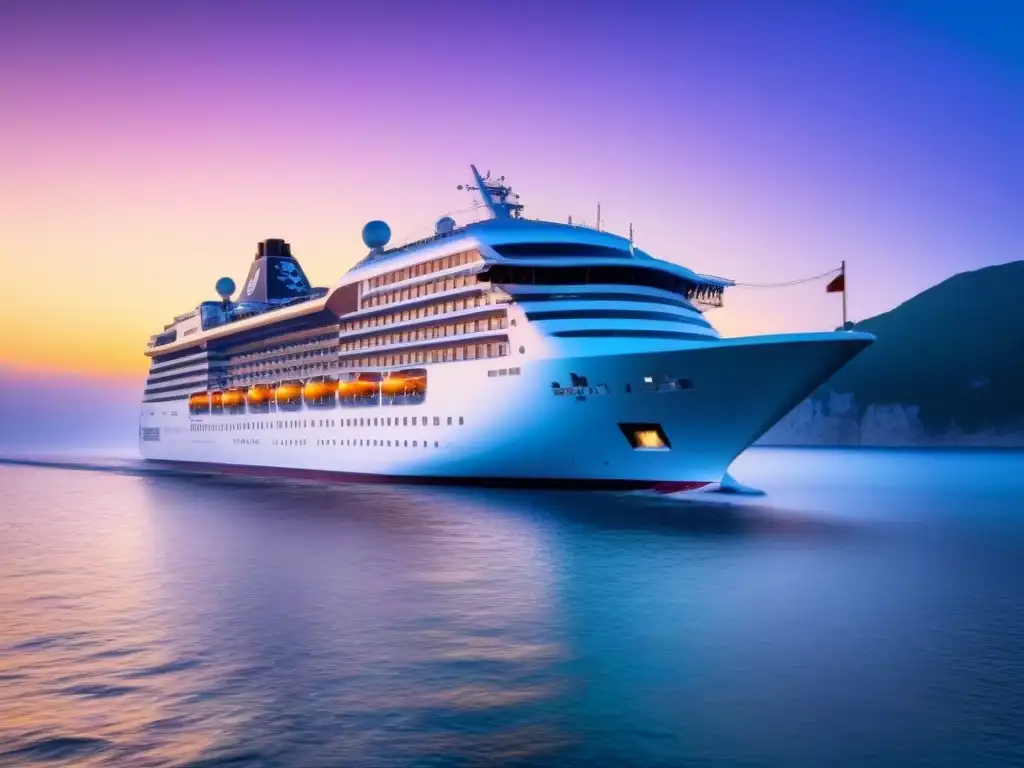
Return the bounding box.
[139,332,872,491]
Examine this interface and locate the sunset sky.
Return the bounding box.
[1,0,1021,379]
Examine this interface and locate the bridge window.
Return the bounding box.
[491,243,629,259]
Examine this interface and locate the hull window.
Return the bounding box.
[619,423,671,450]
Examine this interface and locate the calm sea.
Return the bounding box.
[0,448,1022,768]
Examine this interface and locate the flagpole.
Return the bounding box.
[841,260,847,329]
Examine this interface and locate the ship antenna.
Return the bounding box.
[458,164,525,219]
[596,203,601,232]
[629,222,634,255]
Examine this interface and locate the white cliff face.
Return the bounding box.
[860,404,927,446]
[758,392,1024,447]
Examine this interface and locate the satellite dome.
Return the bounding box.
[435,216,456,235]
[362,220,391,250]
[215,277,236,300]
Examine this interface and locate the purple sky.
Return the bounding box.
[1,0,1021,383]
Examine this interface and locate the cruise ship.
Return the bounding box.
[139,166,873,491]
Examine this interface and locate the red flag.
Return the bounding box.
[826,273,845,293]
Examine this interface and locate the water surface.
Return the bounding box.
[1,449,1022,767]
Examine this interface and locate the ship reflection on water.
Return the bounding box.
[0,450,1022,766]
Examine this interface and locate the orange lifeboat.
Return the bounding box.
[188,391,211,414]
[222,388,245,408]
[223,388,246,414]
[209,391,224,413]
[303,377,338,407]
[380,372,408,397]
[337,377,358,400]
[246,384,274,412]
[382,369,427,400]
[404,371,427,398]
[276,380,303,410]
[351,372,380,399]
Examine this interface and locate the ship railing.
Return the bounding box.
[231,336,339,362]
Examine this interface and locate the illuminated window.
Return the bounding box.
[619,423,671,450]
[635,431,665,448]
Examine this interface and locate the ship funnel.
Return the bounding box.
[240,239,312,303]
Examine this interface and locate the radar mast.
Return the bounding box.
[458,165,524,219]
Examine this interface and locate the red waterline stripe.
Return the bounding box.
[650,481,711,494]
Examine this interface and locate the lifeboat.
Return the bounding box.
[276,380,303,410]
[188,391,211,414]
[303,377,338,407]
[222,388,245,408]
[209,390,224,414]
[352,372,380,399]
[404,371,427,398]
[223,388,246,413]
[380,372,408,397]
[337,377,358,401]
[246,384,274,412]
[382,369,427,400]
